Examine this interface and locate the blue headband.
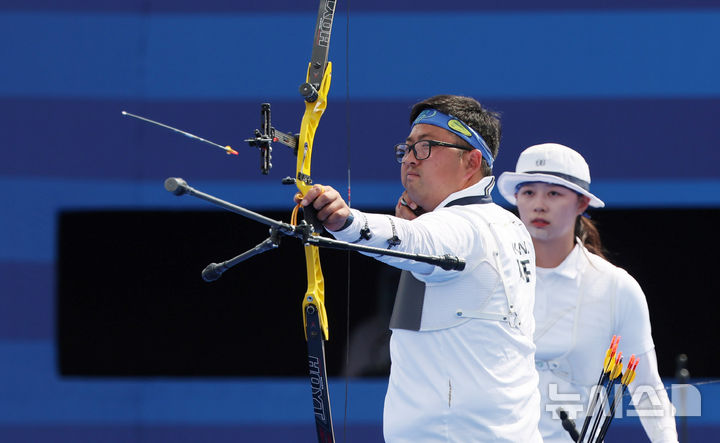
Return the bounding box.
[412,109,494,168]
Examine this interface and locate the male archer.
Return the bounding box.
[298,95,541,442]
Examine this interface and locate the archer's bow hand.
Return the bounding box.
[296,185,351,232]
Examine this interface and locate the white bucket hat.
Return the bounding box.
[497,143,605,208]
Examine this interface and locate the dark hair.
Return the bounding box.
[409,95,501,176]
[575,214,606,259]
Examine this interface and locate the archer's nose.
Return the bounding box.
[533,198,547,212]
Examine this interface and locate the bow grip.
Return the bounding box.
[303,204,325,233]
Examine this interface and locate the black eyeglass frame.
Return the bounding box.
[394,139,474,164]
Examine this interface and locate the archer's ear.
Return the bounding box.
[466,149,484,172]
[577,195,591,214]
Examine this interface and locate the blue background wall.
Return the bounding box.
[2,1,720,441]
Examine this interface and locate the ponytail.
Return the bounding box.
[575,216,607,260]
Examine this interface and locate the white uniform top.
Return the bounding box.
[331,177,542,442]
[534,242,678,442]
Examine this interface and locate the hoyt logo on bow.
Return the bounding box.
[317,1,336,48]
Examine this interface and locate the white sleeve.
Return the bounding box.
[328,208,483,281]
[630,349,679,443]
[613,269,655,356]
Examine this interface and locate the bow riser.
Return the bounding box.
[297,58,333,345]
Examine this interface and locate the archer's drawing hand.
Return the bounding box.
[395,191,426,220]
[296,185,351,232]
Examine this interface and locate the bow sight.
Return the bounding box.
[244,103,300,177]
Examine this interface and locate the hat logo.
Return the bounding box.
[536,159,546,166]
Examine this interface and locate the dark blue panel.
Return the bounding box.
[2,98,718,181]
[604,423,718,442]
[3,0,720,12]
[490,98,720,181]
[0,98,353,182]
[0,262,53,339]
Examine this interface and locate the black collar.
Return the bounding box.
[445,194,493,206]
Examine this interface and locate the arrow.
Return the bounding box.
[122,111,239,156]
